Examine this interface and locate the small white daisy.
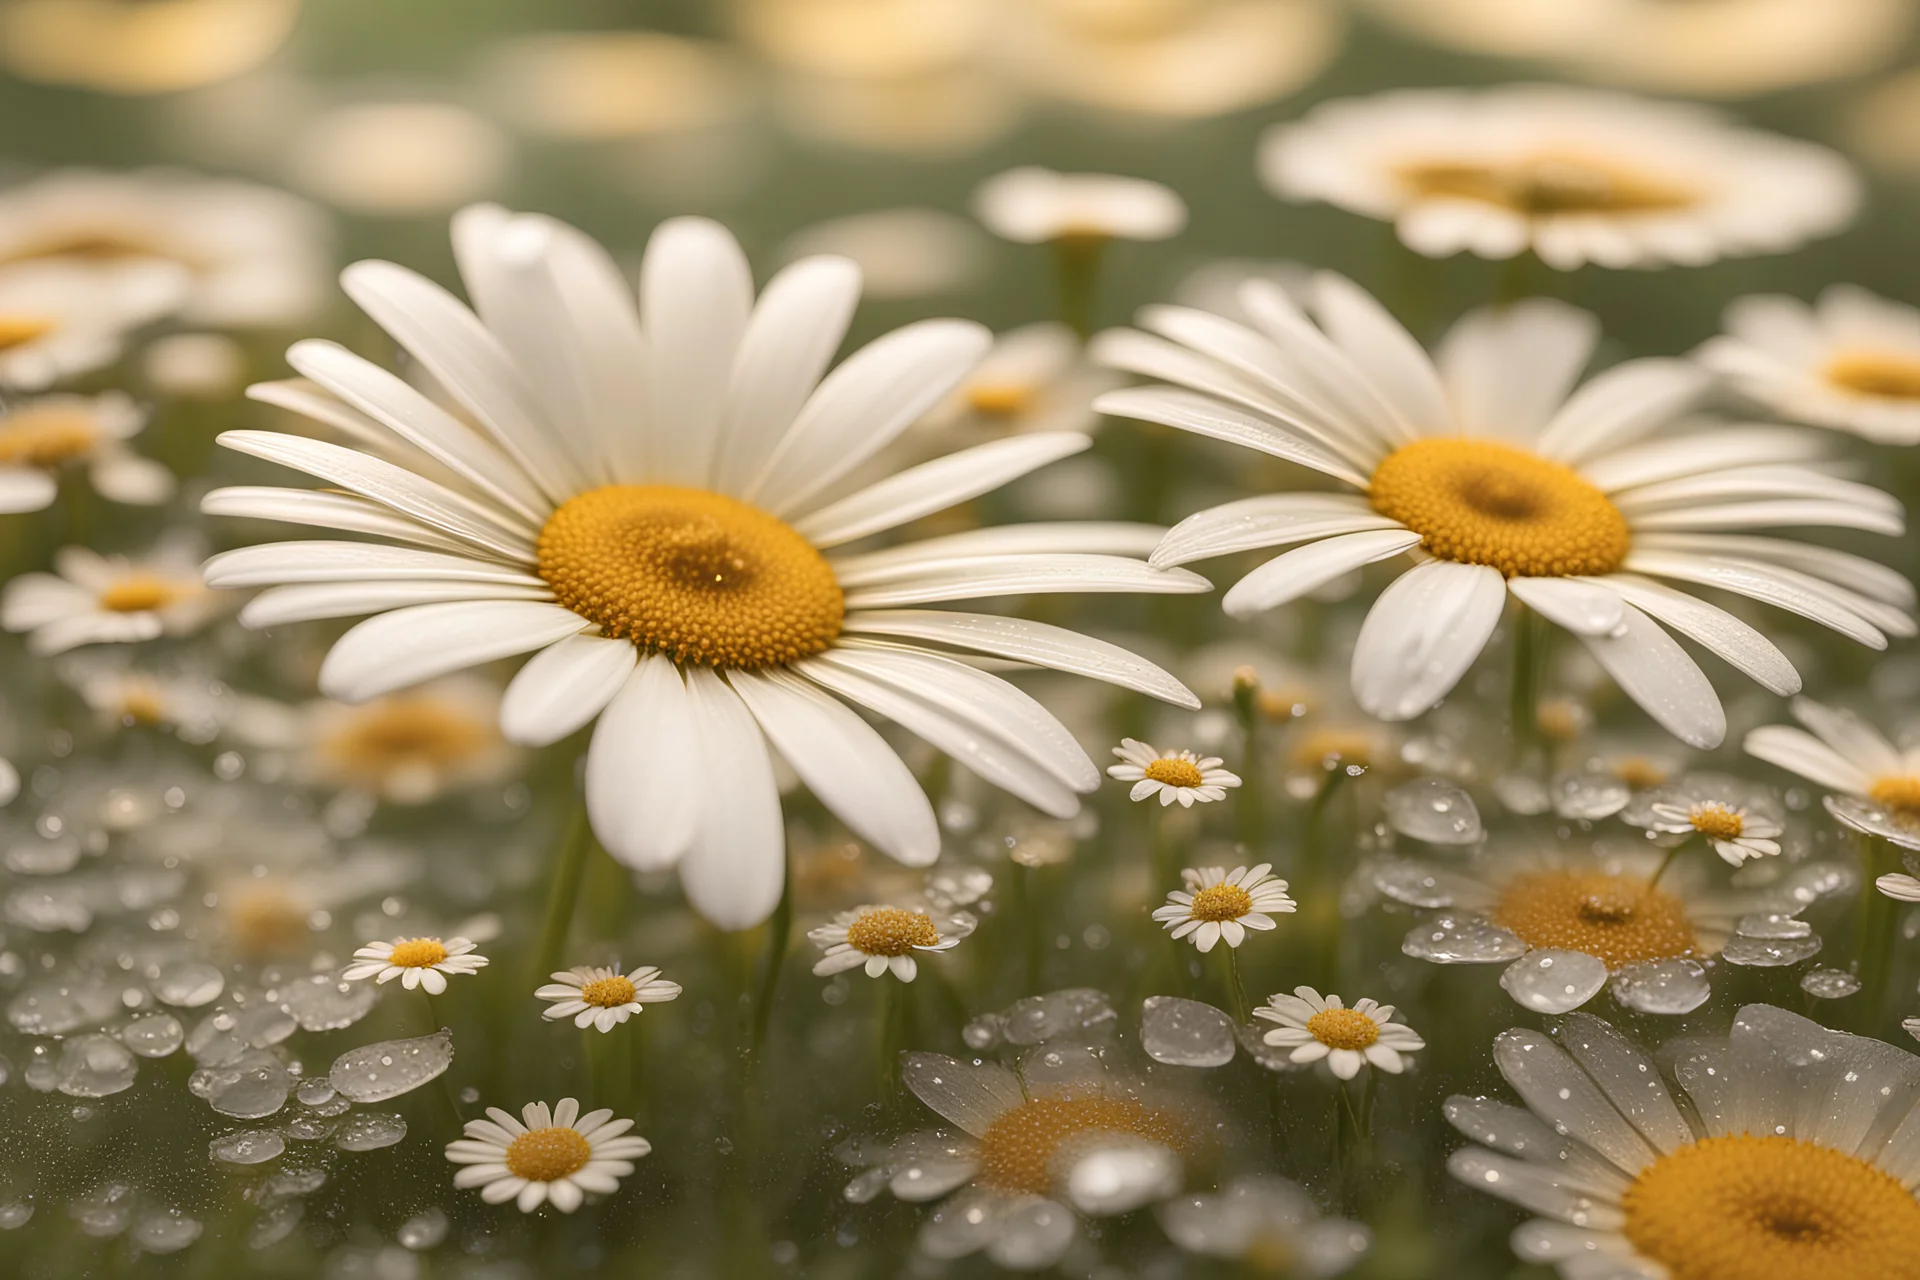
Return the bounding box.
[1,540,223,656]
[0,258,185,390]
[1701,285,1920,445]
[342,935,488,994]
[921,322,1120,442]
[973,167,1187,244]
[1622,772,1785,866]
[1746,696,1920,853]
[1253,987,1425,1079]
[809,904,975,982]
[445,1097,650,1214]
[0,391,173,515]
[536,964,682,1033]
[1109,738,1242,807]
[1153,864,1296,952]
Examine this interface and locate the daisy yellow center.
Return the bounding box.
[536,484,843,670]
[977,1097,1186,1196]
[1290,728,1375,771]
[1689,803,1745,840]
[0,315,54,351]
[1493,871,1696,970]
[1305,1007,1379,1052]
[579,975,637,1008]
[844,908,939,957]
[1369,439,1630,578]
[1870,775,1920,816]
[117,682,169,726]
[503,1126,593,1183]
[226,885,307,955]
[1614,756,1673,789]
[1145,757,1205,788]
[97,575,184,613]
[1188,882,1254,922]
[1397,152,1698,216]
[1,229,178,265]
[387,938,448,969]
[1825,352,1920,402]
[967,383,1036,417]
[0,407,99,467]
[1622,1135,1920,1280]
[323,698,493,770]
[1535,698,1585,743]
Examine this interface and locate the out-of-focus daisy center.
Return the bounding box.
[387,938,449,969]
[1869,775,1920,817]
[1621,1134,1920,1280]
[117,680,169,726]
[226,884,308,954]
[0,407,99,467]
[977,1097,1185,1196]
[1493,871,1696,969]
[1688,803,1746,841]
[1305,1008,1379,1052]
[0,316,54,351]
[1188,883,1254,922]
[579,975,637,1008]
[503,1126,593,1183]
[1395,153,1698,216]
[966,383,1037,417]
[98,575,186,613]
[323,698,493,770]
[536,484,843,670]
[1,228,179,265]
[844,908,939,957]
[1614,756,1673,790]
[1290,728,1374,771]
[1144,757,1205,788]
[1369,439,1630,578]
[1825,352,1920,402]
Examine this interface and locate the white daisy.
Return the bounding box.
[0,391,173,514]
[0,0,299,96]
[200,204,1202,930]
[1260,85,1858,270]
[1109,737,1242,807]
[809,904,975,982]
[1254,987,1425,1079]
[1621,772,1784,866]
[921,322,1121,442]
[0,169,329,328]
[1448,1005,1920,1280]
[536,964,682,1033]
[342,935,488,994]
[445,1097,650,1214]
[290,100,510,217]
[1097,276,1910,750]
[1159,1175,1371,1273]
[973,167,1187,244]
[1746,696,1920,855]
[2,540,223,655]
[58,652,230,739]
[1701,285,1920,445]
[0,258,185,389]
[291,677,519,805]
[1152,864,1296,952]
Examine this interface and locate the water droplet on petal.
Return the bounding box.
[1499,950,1606,1013]
[1384,778,1483,845]
[1140,996,1236,1067]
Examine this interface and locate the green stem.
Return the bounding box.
[1856,835,1900,1035]
[1494,248,1541,306]
[1647,839,1689,889]
[420,991,465,1128]
[1232,673,1265,854]
[533,803,594,984]
[876,978,907,1107]
[747,855,793,1073]
[1508,603,1544,771]
[1023,864,1046,992]
[1051,235,1107,340]
[1221,945,1251,1025]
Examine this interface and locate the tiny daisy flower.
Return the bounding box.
[1254,987,1424,1080]
[445,1097,650,1214]
[0,541,223,655]
[810,904,975,982]
[922,321,1121,442]
[1109,738,1241,807]
[342,935,488,994]
[0,391,173,515]
[1160,1175,1372,1274]
[536,964,682,1033]
[1622,773,1784,866]
[1701,285,1920,445]
[0,258,185,390]
[1153,864,1296,952]
[973,167,1187,244]
[1746,696,1920,852]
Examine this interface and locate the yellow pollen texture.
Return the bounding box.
[537,484,843,670]
[579,975,637,1008]
[976,1096,1186,1196]
[1870,775,1920,816]
[1306,1008,1380,1052]
[1826,352,1920,402]
[1622,1134,1920,1280]
[504,1126,593,1183]
[1144,757,1205,788]
[1689,803,1746,841]
[97,575,181,613]
[326,698,492,771]
[1397,152,1699,217]
[1493,871,1696,970]
[1188,883,1254,923]
[844,908,939,957]
[1369,439,1630,578]
[387,938,448,969]
[967,383,1036,417]
[0,315,53,351]
[0,407,99,467]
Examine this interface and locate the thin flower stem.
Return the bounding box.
[1232,673,1265,854]
[532,803,594,985]
[1051,235,1106,339]
[1855,835,1900,1036]
[1300,767,1349,987]
[1508,602,1544,771]
[1221,945,1251,1025]
[1647,838,1689,889]
[746,855,793,1074]
[420,990,464,1127]
[875,978,908,1109]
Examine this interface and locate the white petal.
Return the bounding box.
[1436,300,1597,444]
[1150,493,1396,568]
[1590,574,1799,696]
[317,601,588,701]
[239,579,549,628]
[1789,697,1903,775]
[841,554,1208,609]
[500,634,637,746]
[1093,386,1370,489]
[587,655,699,872]
[794,433,1090,546]
[0,467,55,513]
[1623,549,1886,649]
[1534,359,1709,465]
[1743,726,1874,794]
[204,541,543,589]
[1222,528,1421,619]
[1350,561,1506,720]
[1506,577,1625,637]
[676,668,786,930]
[89,453,175,505]
[1574,603,1725,749]
[1311,272,1450,437]
[202,486,495,558]
[641,217,753,487]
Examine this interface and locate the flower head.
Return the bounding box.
[445,1097,650,1213]
[536,964,681,1032]
[0,258,184,389]
[1746,696,1920,854]
[2,540,222,655]
[810,904,975,982]
[0,391,171,514]
[1254,986,1424,1079]
[1153,864,1295,952]
[1160,1174,1371,1272]
[973,167,1187,244]
[1622,772,1785,865]
[342,935,488,994]
[1109,738,1241,807]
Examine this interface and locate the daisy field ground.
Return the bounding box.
[2,2,1920,1278]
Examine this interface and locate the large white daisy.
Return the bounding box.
[1745,696,1920,854]
[1095,275,1911,749]
[1448,1005,1920,1279]
[1261,85,1858,270]
[202,205,1204,929]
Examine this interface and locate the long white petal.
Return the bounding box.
[202,487,500,558]
[204,542,545,589]
[1587,574,1799,696]
[642,217,753,487]
[587,655,699,872]
[1788,697,1903,776]
[1578,428,1827,493]
[1533,359,1708,465]
[1094,386,1370,488]
[730,669,940,866]
[841,555,1208,608]
[678,668,785,930]
[1436,300,1597,445]
[1626,498,1903,537]
[1350,561,1505,720]
[1612,467,1900,517]
[239,579,551,628]
[832,523,1164,575]
[1623,549,1887,648]
[1743,726,1874,794]
[318,601,588,701]
[1312,271,1451,438]
[1505,577,1625,637]
[795,433,1091,547]
[1153,494,1397,568]
[1222,529,1421,619]
[1574,604,1725,750]
[1632,533,1913,607]
[500,633,637,747]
